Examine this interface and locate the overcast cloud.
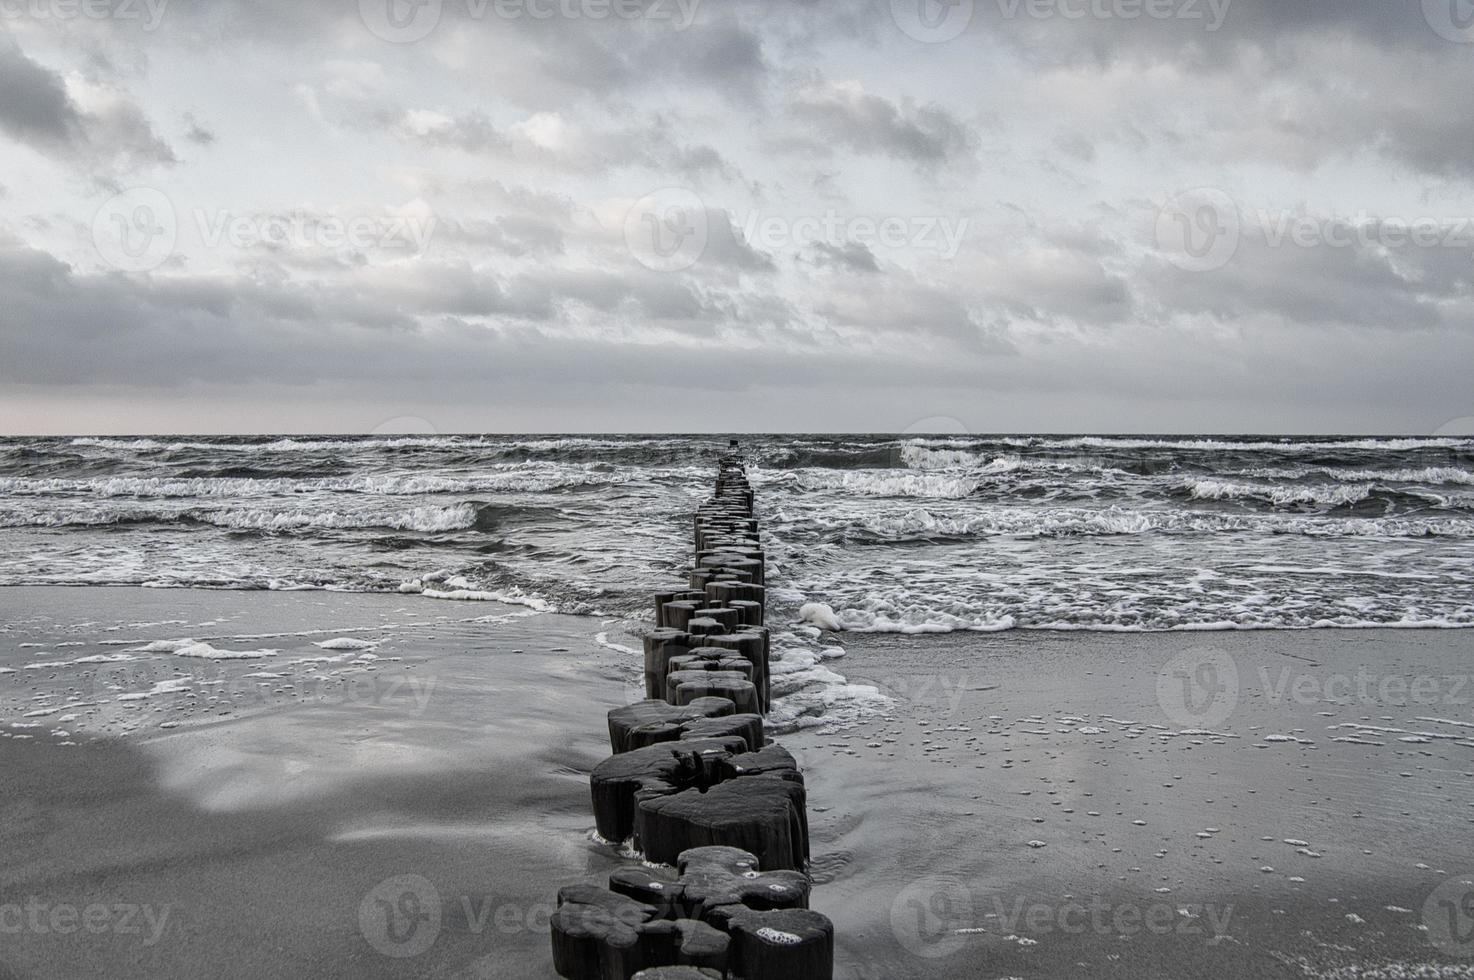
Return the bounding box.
[0,0,1470,434]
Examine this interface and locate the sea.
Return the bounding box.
[2,433,1470,633]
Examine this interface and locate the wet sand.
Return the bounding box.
[3,588,1473,978]
[1,587,629,979]
[802,628,1474,979]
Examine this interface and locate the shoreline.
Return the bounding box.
[11,578,1473,633]
[3,586,1473,977]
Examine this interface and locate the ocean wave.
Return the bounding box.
[996,435,1474,452]
[65,435,696,456]
[896,444,1136,482]
[70,436,484,452]
[788,469,980,499]
[802,504,1474,541]
[1182,478,1375,508]
[1239,465,1474,486]
[209,504,479,533]
[899,444,989,470]
[854,434,1474,454]
[5,433,1473,638]
[0,466,625,498]
[798,585,1474,633]
[0,502,480,532]
[833,605,1018,634]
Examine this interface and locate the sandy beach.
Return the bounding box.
[3,586,1472,978]
[1,586,625,979]
[802,627,1474,979]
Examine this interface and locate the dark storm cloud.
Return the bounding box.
[919,0,1459,65]
[788,81,975,164]
[670,19,768,93]
[933,0,1474,180]
[806,241,881,273]
[0,37,175,170]
[184,119,216,146]
[0,38,86,150]
[3,0,1472,432]
[153,0,770,109]
[1143,218,1474,330]
[0,235,974,394]
[696,209,776,272]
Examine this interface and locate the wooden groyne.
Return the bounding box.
[550,444,835,980]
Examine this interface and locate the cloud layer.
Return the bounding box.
[0,0,1471,433]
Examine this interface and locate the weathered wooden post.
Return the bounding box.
[553,440,834,980]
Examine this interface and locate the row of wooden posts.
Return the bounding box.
[549,444,835,980]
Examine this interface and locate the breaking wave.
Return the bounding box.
[3,433,1472,635]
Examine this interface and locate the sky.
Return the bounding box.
[1,0,1472,435]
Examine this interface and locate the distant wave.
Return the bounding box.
[824,609,1474,633]
[898,444,989,470]
[1181,478,1375,508]
[0,502,481,532]
[1239,465,1474,486]
[815,504,1474,541]
[0,466,624,498]
[66,435,697,455]
[790,469,981,499]
[924,435,1474,453]
[70,436,476,452]
[896,444,1150,480]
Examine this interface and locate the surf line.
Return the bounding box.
[549,440,836,980]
